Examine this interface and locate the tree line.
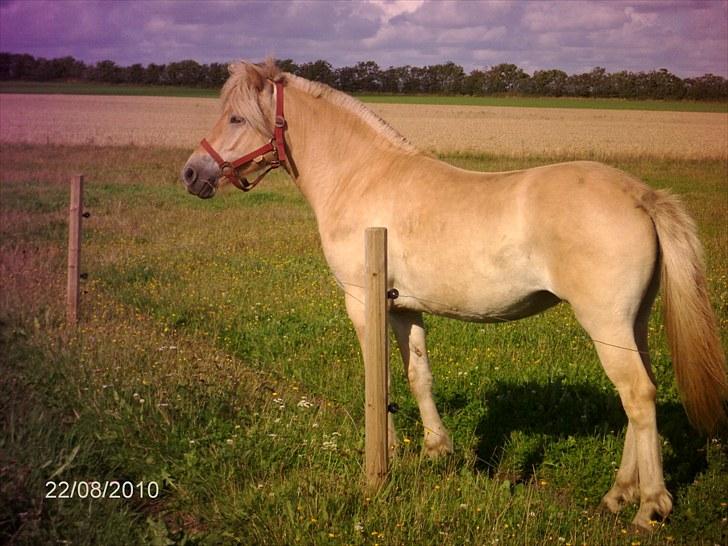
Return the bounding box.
[1,52,726,100]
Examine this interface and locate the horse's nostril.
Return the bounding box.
[184,167,197,184]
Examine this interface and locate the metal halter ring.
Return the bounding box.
[220,162,235,179]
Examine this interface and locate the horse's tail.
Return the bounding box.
[642,189,727,434]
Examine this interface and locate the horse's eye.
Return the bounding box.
[229,115,245,125]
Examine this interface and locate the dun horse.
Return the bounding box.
[181,61,726,529]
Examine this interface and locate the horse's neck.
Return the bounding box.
[284,87,414,217]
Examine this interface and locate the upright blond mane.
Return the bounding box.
[222,61,418,155]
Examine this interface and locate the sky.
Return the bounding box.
[0,0,726,77]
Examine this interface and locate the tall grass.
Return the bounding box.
[1,144,726,544]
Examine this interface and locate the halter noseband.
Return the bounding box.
[200,80,288,193]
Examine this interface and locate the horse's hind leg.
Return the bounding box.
[575,302,671,530]
[390,310,453,457]
[594,337,670,529]
[601,277,661,518]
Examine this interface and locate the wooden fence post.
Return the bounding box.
[364,227,389,492]
[67,174,84,325]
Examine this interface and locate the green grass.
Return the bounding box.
[0,80,218,98]
[356,94,728,113]
[1,80,726,112]
[1,144,726,544]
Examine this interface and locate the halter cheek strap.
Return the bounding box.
[272,80,288,165]
[200,80,287,192]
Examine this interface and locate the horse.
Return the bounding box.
[181,60,727,529]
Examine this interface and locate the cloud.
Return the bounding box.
[392,0,514,28]
[0,0,725,77]
[436,25,508,46]
[371,0,425,22]
[522,2,628,32]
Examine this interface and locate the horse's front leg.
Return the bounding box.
[344,294,398,451]
[390,310,453,457]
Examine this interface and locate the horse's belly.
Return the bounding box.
[455,289,560,322]
[394,292,560,322]
[391,261,559,322]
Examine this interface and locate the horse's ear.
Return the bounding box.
[244,62,267,92]
[262,57,283,82]
[227,61,268,92]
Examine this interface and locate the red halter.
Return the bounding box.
[200,80,288,192]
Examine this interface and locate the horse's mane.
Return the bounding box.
[222,60,418,155]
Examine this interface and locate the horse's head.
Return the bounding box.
[181,61,286,199]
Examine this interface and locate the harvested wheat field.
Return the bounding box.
[1,93,726,159]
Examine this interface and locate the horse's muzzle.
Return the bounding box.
[182,164,217,199]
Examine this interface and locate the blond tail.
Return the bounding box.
[642,189,727,434]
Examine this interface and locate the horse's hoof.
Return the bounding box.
[631,490,672,531]
[599,498,622,514]
[630,517,656,532]
[601,481,639,513]
[424,430,453,458]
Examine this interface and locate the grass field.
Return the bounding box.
[1,143,726,545]
[1,80,726,113]
[0,80,219,98]
[357,94,728,113]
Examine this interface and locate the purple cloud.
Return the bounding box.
[0,0,725,77]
